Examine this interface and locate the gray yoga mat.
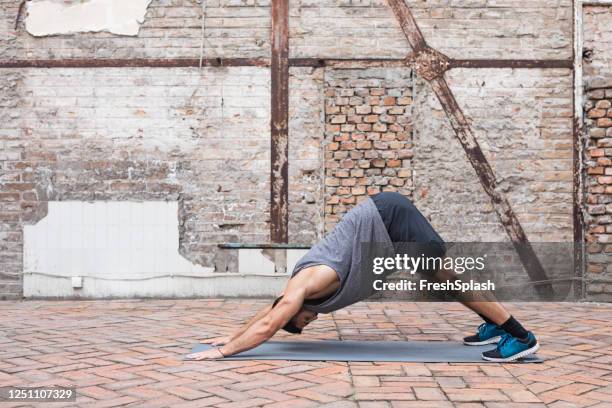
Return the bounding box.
[187,340,543,363]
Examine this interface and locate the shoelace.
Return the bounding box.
[497,333,513,349]
[477,322,486,334]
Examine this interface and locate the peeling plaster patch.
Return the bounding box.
[25,0,152,37]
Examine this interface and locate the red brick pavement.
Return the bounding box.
[0,300,611,407]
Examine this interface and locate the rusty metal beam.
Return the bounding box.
[270,0,289,243]
[386,0,554,295]
[0,58,269,68]
[0,57,573,70]
[386,0,427,51]
[450,59,573,69]
[291,58,404,68]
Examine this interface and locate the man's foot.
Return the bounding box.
[481,332,539,362]
[463,322,506,346]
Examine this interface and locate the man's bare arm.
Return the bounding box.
[187,265,340,360]
[227,303,273,340]
[217,288,305,357]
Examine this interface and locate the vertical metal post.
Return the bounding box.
[270,0,289,243]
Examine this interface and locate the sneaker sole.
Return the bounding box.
[463,336,501,346]
[481,342,540,362]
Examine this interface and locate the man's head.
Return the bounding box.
[272,296,318,334]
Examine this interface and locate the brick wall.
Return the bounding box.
[0,72,24,298]
[0,66,324,298]
[583,5,612,300]
[289,67,326,243]
[2,1,573,60]
[583,6,612,87]
[0,0,606,299]
[2,0,271,60]
[323,68,414,231]
[319,67,574,243]
[585,87,612,299]
[412,68,574,243]
[290,0,572,59]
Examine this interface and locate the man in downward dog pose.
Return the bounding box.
[187,192,539,362]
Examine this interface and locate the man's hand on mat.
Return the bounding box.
[200,336,231,346]
[185,348,225,361]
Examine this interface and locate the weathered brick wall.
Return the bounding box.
[2,0,271,59]
[290,0,572,59]
[0,66,324,298]
[289,67,326,243]
[412,69,574,243]
[320,67,574,243]
[0,67,271,295]
[411,68,575,296]
[3,1,573,60]
[583,5,612,300]
[321,68,573,238]
[585,87,612,299]
[0,0,600,299]
[583,6,612,87]
[319,66,574,298]
[323,68,413,231]
[0,72,24,298]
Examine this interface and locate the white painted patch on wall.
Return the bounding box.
[23,201,220,297]
[25,0,152,37]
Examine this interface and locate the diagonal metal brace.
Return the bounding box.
[386,0,553,296]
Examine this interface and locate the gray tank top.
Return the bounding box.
[290,197,395,313]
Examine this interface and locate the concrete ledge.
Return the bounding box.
[219,243,311,249]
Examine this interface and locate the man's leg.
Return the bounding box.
[461,301,532,347]
[431,266,508,323]
[431,266,539,361]
[375,193,538,360]
[462,301,509,326]
[432,266,530,339]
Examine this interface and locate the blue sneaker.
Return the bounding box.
[463,322,506,346]
[481,332,540,362]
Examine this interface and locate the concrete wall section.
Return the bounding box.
[24,274,288,298]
